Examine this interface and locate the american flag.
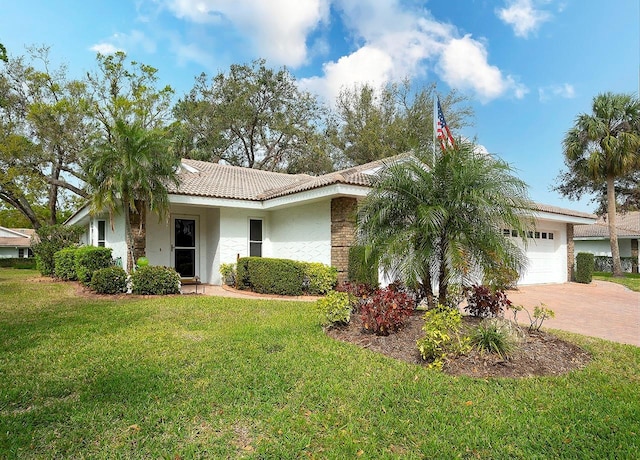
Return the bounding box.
[436,97,455,151]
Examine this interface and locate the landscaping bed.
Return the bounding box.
[327,312,592,378]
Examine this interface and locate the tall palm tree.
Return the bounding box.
[85,119,180,270]
[357,143,533,306]
[563,93,640,277]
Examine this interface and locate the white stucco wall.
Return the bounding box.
[269,200,331,265]
[0,248,20,258]
[219,207,269,264]
[83,214,127,266]
[574,239,633,258]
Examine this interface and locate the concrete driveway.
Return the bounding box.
[507,281,640,347]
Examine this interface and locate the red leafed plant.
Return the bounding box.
[464,284,512,318]
[360,286,416,336]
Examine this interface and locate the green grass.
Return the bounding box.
[594,271,640,292]
[1,268,639,458]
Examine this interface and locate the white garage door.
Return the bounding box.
[519,229,565,285]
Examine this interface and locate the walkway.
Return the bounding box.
[507,281,639,347]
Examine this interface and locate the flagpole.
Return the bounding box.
[432,91,437,165]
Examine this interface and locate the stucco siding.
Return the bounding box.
[270,201,331,265]
[575,239,633,258]
[219,208,269,265]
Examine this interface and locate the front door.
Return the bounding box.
[173,217,197,278]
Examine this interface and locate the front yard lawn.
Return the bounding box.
[1,269,639,458]
[594,271,640,292]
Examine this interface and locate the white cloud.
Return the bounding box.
[163,0,329,67]
[163,0,526,104]
[497,0,552,38]
[300,46,395,102]
[437,35,528,102]
[538,83,575,101]
[89,30,156,55]
[89,43,122,54]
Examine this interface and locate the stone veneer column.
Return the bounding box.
[566,223,575,282]
[331,197,358,284]
[631,238,639,274]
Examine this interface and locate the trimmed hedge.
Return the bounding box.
[131,265,180,295]
[237,257,337,296]
[348,245,378,286]
[576,252,594,284]
[32,224,84,276]
[91,266,127,294]
[75,246,113,285]
[54,248,78,280]
[0,258,36,269]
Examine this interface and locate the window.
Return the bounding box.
[18,248,24,258]
[527,231,534,238]
[541,232,547,239]
[548,232,554,240]
[503,229,510,236]
[511,229,518,237]
[249,219,263,257]
[97,220,106,247]
[534,231,540,239]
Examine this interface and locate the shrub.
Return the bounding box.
[0,258,37,269]
[31,224,83,276]
[576,252,594,283]
[529,303,555,332]
[220,263,236,286]
[236,257,305,295]
[348,245,378,286]
[336,281,377,312]
[304,262,338,295]
[316,291,352,327]
[54,248,78,280]
[90,266,127,294]
[417,305,471,370]
[75,246,113,285]
[131,265,180,295]
[360,286,415,336]
[483,264,520,290]
[470,318,523,358]
[464,284,512,318]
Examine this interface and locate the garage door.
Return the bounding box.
[519,230,565,285]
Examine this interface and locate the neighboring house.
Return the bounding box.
[574,211,640,273]
[66,157,596,286]
[0,227,35,258]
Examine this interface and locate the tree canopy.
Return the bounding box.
[0,46,92,228]
[559,92,640,276]
[329,82,473,167]
[174,59,332,174]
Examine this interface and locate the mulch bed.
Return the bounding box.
[326,311,592,378]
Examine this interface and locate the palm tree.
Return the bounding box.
[85,119,180,271]
[563,93,640,277]
[357,143,533,306]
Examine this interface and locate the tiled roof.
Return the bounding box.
[0,228,34,248]
[170,157,597,224]
[172,157,389,201]
[574,211,640,238]
[531,203,596,220]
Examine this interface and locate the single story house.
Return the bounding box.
[0,227,35,258]
[574,211,640,273]
[66,157,596,286]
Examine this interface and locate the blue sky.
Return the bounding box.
[2,0,638,213]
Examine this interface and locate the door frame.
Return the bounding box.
[171,214,200,278]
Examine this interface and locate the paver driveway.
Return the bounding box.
[507,281,640,346]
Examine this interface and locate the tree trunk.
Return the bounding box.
[606,175,623,277]
[124,199,135,273]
